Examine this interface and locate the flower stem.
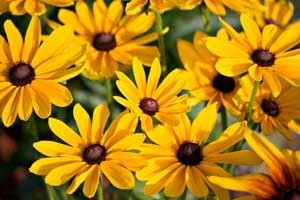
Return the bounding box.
[97,176,104,200]
[105,77,112,110]
[244,80,260,121]
[220,106,227,131]
[28,115,38,141]
[200,5,211,33]
[155,12,167,75]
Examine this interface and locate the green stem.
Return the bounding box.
[28,115,38,141]
[97,176,104,200]
[155,12,167,75]
[200,5,211,33]
[244,81,260,121]
[220,106,227,131]
[105,77,112,110]
[46,184,58,200]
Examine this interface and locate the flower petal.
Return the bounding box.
[33,141,81,157]
[91,104,109,144]
[4,20,23,63]
[74,104,91,144]
[186,166,209,197]
[83,165,100,198]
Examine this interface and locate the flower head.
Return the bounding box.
[3,0,74,15]
[178,31,241,115]
[58,0,159,79]
[114,57,189,131]
[250,0,295,28]
[137,103,261,198]
[209,129,300,200]
[30,103,146,198]
[206,14,300,97]
[238,76,300,139]
[0,16,85,127]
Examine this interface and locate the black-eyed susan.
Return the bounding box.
[202,0,262,16]
[206,14,300,97]
[136,103,262,199]
[4,0,74,15]
[250,0,296,28]
[114,57,189,131]
[209,129,300,200]
[178,31,241,115]
[58,0,159,79]
[0,16,85,127]
[238,76,300,139]
[30,103,146,198]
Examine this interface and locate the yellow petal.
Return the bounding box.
[4,20,23,63]
[191,103,218,144]
[208,174,277,198]
[33,141,81,156]
[29,156,82,175]
[186,166,209,197]
[22,16,41,63]
[146,125,178,148]
[146,58,161,97]
[48,118,84,148]
[73,104,91,144]
[83,165,100,198]
[75,1,96,34]
[104,0,123,32]
[107,134,145,152]
[215,57,252,77]
[261,24,280,50]
[2,87,19,127]
[132,57,146,97]
[29,83,51,119]
[58,9,88,35]
[204,121,246,155]
[206,38,249,58]
[204,150,262,165]
[262,70,281,97]
[45,162,86,186]
[106,152,146,171]
[164,166,186,197]
[32,80,72,107]
[245,129,290,186]
[91,104,109,144]
[66,165,94,195]
[240,14,261,49]
[101,161,135,189]
[116,71,140,103]
[17,86,32,121]
[32,25,73,68]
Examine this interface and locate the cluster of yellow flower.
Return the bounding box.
[1,0,300,199]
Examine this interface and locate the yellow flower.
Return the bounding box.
[178,31,241,116]
[250,0,295,28]
[114,57,189,131]
[4,0,74,15]
[136,103,261,198]
[238,76,300,139]
[206,14,300,97]
[202,0,262,16]
[30,103,146,198]
[58,0,159,79]
[209,129,300,200]
[0,16,85,127]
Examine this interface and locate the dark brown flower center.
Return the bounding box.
[251,49,275,67]
[281,189,300,200]
[176,142,203,166]
[92,33,116,51]
[139,97,159,116]
[261,99,279,117]
[83,144,106,165]
[212,73,236,93]
[9,63,35,86]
